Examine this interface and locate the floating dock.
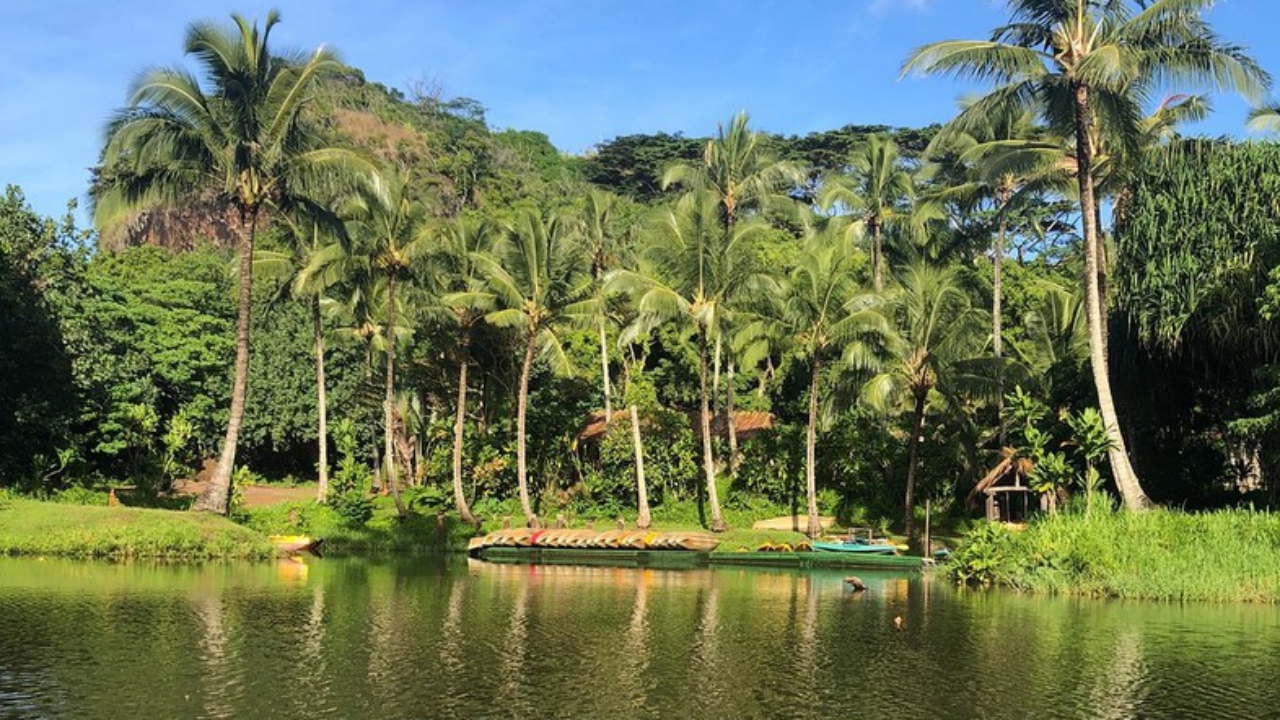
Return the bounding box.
[472,546,925,571]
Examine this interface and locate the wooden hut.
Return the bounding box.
[968,450,1046,523]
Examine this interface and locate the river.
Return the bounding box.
[1,556,1277,719]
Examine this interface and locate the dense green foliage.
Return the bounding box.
[3,5,1279,553]
[947,507,1280,602]
[1114,141,1280,505]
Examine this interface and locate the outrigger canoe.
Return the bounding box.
[811,540,898,555]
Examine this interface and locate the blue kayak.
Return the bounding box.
[811,541,898,555]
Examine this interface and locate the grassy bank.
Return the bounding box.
[947,508,1280,603]
[0,497,275,559]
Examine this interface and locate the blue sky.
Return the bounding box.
[1,0,1275,220]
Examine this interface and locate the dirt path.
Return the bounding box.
[174,479,317,507]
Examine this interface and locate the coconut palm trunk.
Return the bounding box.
[871,219,883,293]
[698,329,726,532]
[805,356,822,539]
[631,404,651,530]
[516,334,539,527]
[994,185,1008,445]
[904,388,927,541]
[452,338,476,526]
[383,274,407,517]
[1072,82,1150,510]
[313,297,330,502]
[195,211,257,513]
[726,358,739,476]
[599,320,613,420]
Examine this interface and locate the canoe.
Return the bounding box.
[677,534,721,552]
[811,541,897,555]
[269,534,320,555]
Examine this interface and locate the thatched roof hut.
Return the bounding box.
[576,409,775,444]
[969,449,1044,522]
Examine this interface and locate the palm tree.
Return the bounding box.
[610,192,771,532]
[344,170,433,517]
[430,215,501,526]
[1247,103,1280,134]
[903,0,1270,510]
[929,104,1068,437]
[862,264,987,541]
[579,189,631,421]
[740,226,884,537]
[255,206,348,501]
[93,12,372,513]
[663,113,804,475]
[819,135,921,293]
[468,210,591,528]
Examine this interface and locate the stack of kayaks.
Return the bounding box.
[469,528,721,553]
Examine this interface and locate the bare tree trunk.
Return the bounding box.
[196,210,257,514]
[994,186,1008,447]
[1072,82,1151,511]
[631,404,651,530]
[712,333,722,416]
[726,357,739,476]
[516,334,539,527]
[904,389,927,542]
[313,297,330,503]
[599,319,613,420]
[871,218,883,293]
[805,356,822,539]
[452,342,476,526]
[384,273,407,518]
[699,329,726,532]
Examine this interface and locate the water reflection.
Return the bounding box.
[2,557,1280,720]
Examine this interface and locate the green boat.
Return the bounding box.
[810,540,898,555]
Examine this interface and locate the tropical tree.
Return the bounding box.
[429,215,500,526]
[740,226,884,537]
[255,206,347,501]
[468,210,591,528]
[928,103,1068,434]
[819,134,923,292]
[1250,103,1280,134]
[862,264,987,541]
[663,113,804,475]
[343,170,433,517]
[610,191,770,532]
[579,189,632,420]
[93,12,371,513]
[903,0,1270,509]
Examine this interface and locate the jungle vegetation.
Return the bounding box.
[3,2,1280,544]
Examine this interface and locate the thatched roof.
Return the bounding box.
[967,449,1034,507]
[577,409,775,443]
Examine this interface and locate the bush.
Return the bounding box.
[329,490,373,527]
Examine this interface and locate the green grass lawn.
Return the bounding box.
[0,497,275,559]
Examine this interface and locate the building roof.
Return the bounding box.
[577,409,776,443]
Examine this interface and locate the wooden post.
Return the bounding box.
[924,499,932,559]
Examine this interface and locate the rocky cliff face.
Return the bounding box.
[97,196,241,252]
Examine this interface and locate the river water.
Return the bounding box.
[1,556,1277,719]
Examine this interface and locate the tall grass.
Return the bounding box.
[948,507,1280,602]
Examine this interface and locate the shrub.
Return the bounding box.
[329,490,373,527]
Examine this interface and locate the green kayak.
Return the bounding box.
[811,541,898,555]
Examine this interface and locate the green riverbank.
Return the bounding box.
[947,508,1280,603]
[0,498,275,559]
